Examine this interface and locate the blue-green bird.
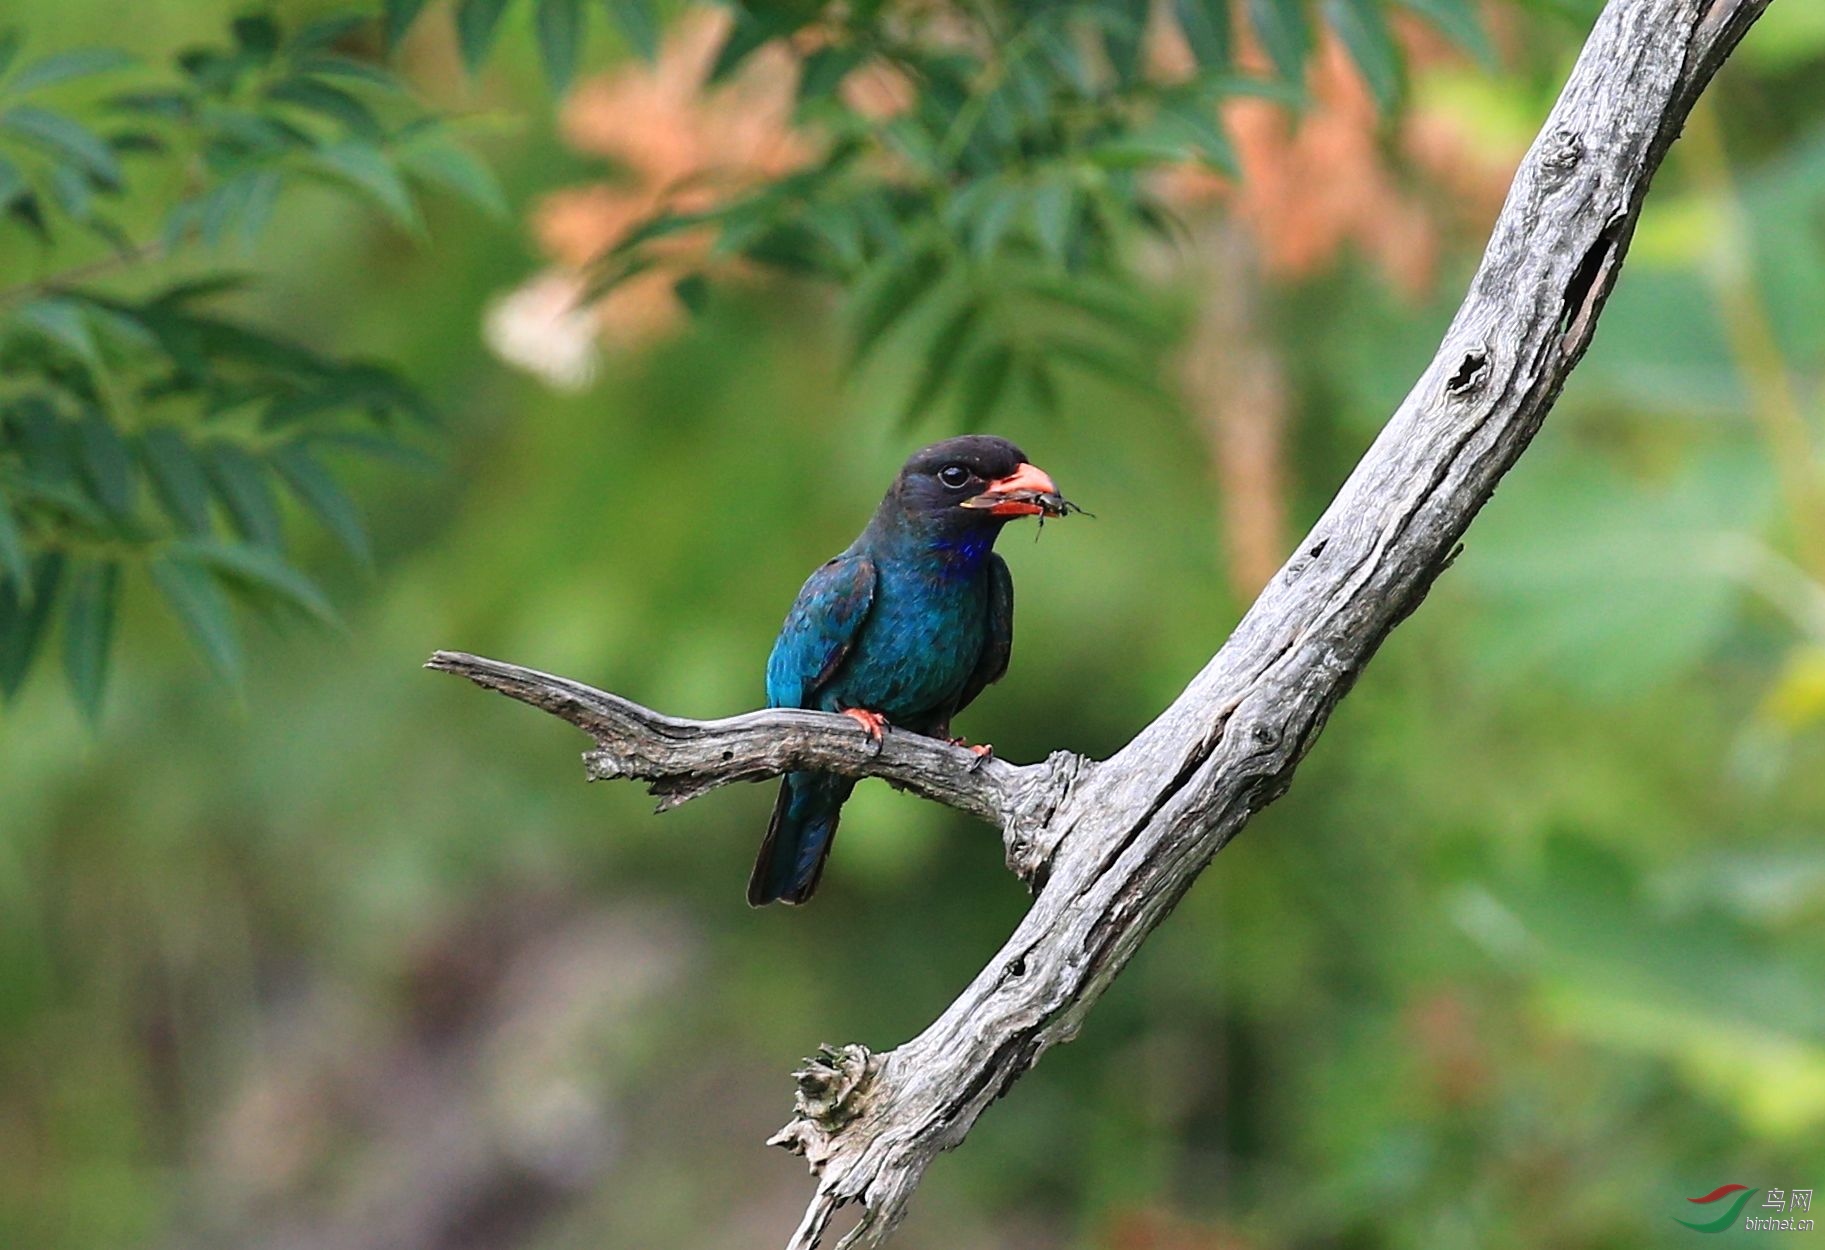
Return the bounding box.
[750,435,1073,906]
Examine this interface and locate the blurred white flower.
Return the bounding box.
[484,270,602,392]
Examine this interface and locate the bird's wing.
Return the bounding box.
[951,552,1013,718]
[766,553,878,709]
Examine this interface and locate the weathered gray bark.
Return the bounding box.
[423,651,1082,860]
[429,0,1771,1243]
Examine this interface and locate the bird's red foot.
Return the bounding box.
[842,707,889,741]
[948,737,994,759]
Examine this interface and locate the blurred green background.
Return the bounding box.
[2,2,1823,1248]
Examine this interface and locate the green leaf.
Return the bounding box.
[1048,335,1175,404]
[536,0,583,94]
[308,431,437,472]
[0,151,25,210]
[0,30,20,80]
[266,77,383,138]
[1098,0,1151,85]
[293,15,369,53]
[293,55,409,92]
[797,203,863,272]
[137,428,213,534]
[397,139,508,217]
[603,0,657,59]
[201,443,283,549]
[1175,0,1233,69]
[710,8,788,82]
[236,168,283,244]
[1024,353,1060,416]
[1086,136,1189,170]
[1396,0,1494,64]
[311,141,421,232]
[1326,0,1403,111]
[1249,0,1312,83]
[84,301,157,355]
[900,298,981,427]
[47,162,92,221]
[848,246,946,364]
[6,47,134,94]
[162,197,209,253]
[105,88,191,120]
[9,478,108,532]
[0,481,28,592]
[169,538,338,626]
[110,132,168,162]
[673,273,709,317]
[13,296,98,362]
[61,558,117,721]
[81,211,135,255]
[1020,270,1173,336]
[385,0,433,46]
[1002,49,1049,122]
[955,342,1014,427]
[269,444,370,565]
[76,410,134,517]
[1030,181,1076,265]
[231,15,281,65]
[1035,25,1093,94]
[175,45,241,95]
[0,553,63,698]
[1158,95,1238,174]
[197,178,250,248]
[968,184,1024,259]
[0,104,122,185]
[147,273,252,308]
[797,46,858,105]
[7,187,50,240]
[148,551,241,685]
[456,0,513,72]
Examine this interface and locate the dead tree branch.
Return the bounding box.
[429,0,1771,1244]
[424,651,1085,870]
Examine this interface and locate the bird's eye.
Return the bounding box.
[938,464,972,489]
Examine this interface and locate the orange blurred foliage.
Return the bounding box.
[490,2,1521,387]
[1154,11,1516,298]
[487,9,812,383]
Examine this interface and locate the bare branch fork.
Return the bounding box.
[428,0,1770,1243]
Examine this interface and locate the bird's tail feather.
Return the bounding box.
[748,771,854,906]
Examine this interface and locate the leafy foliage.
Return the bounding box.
[527,0,1490,426]
[385,0,662,88]
[0,12,503,717]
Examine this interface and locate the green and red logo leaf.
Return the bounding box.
[1676,1184,1760,1233]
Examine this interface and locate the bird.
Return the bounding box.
[750,435,1073,906]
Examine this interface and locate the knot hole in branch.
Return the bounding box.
[1287,539,1328,583]
[1446,347,1490,397]
[999,952,1029,987]
[1557,212,1628,353]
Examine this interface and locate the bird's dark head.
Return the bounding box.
[885,435,1073,532]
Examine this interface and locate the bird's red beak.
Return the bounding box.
[961,462,1061,517]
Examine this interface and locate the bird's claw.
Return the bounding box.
[842,707,889,748]
[948,736,994,768]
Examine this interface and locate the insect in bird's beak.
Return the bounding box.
[961,462,1085,518]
